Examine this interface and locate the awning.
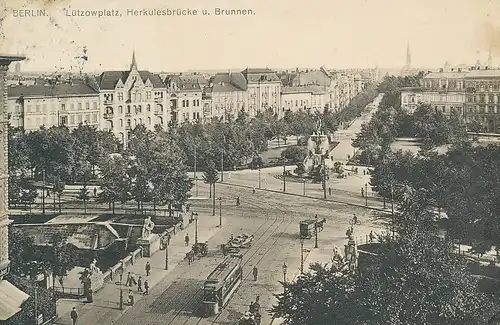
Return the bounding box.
[0,280,30,320]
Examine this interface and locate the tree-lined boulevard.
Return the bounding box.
[8,75,500,325]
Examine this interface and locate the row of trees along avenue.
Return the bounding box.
[8,83,378,212]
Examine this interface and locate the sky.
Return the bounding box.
[0,0,500,72]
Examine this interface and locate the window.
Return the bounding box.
[60,116,67,125]
[93,102,98,110]
[139,118,142,124]
[70,103,75,110]
[86,102,90,110]
[120,119,123,127]
[70,115,75,124]
[119,105,123,114]
[146,91,151,100]
[92,114,97,123]
[137,105,142,113]
[147,104,151,111]
[42,104,47,112]
[193,113,196,119]
[148,117,151,125]
[127,106,131,114]
[85,114,90,123]
[35,104,40,112]
[77,103,82,110]
[61,104,66,111]
[117,92,123,101]
[77,115,82,123]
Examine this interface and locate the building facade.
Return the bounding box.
[400,87,424,112]
[207,72,248,121]
[420,70,467,116]
[7,82,100,131]
[464,69,500,132]
[0,54,30,322]
[164,75,203,124]
[242,68,281,118]
[98,52,167,147]
[281,86,328,113]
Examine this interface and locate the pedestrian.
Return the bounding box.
[126,272,132,286]
[363,169,366,176]
[253,265,258,281]
[249,301,255,313]
[185,233,190,246]
[253,296,260,313]
[128,289,134,306]
[328,187,332,196]
[361,187,364,197]
[167,232,171,245]
[145,261,151,276]
[236,196,240,206]
[70,307,78,325]
[353,214,358,225]
[93,187,97,197]
[137,276,142,292]
[143,279,149,295]
[252,186,255,194]
[369,231,375,243]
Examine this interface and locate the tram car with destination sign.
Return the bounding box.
[202,255,243,317]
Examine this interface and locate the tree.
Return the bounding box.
[280,146,308,165]
[44,233,76,299]
[97,154,130,214]
[77,186,90,214]
[203,161,219,216]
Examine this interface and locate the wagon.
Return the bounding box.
[300,220,317,239]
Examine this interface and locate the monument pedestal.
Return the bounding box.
[137,234,160,257]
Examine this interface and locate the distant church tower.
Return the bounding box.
[14,62,20,75]
[130,50,138,70]
[488,48,493,68]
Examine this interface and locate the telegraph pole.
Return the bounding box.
[219,198,222,226]
[300,239,304,273]
[314,215,318,248]
[365,183,368,206]
[322,156,327,199]
[165,241,169,270]
[220,150,224,182]
[194,146,198,197]
[42,169,46,215]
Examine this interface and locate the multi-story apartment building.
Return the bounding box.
[0,54,29,322]
[7,80,100,131]
[98,52,166,147]
[400,87,424,112]
[164,75,204,124]
[464,68,500,132]
[207,72,248,121]
[242,68,281,118]
[281,86,328,113]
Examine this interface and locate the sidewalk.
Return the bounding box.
[54,212,223,325]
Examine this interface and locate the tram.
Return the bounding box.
[202,255,243,316]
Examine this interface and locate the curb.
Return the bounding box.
[220,182,390,214]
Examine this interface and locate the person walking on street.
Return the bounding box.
[93,187,97,197]
[126,272,132,286]
[353,214,358,225]
[328,187,332,196]
[369,231,375,243]
[143,279,149,295]
[137,276,143,293]
[253,265,258,281]
[185,234,190,246]
[252,186,255,194]
[128,289,134,306]
[236,196,240,206]
[145,261,151,276]
[70,307,78,325]
[249,301,255,313]
[361,187,364,197]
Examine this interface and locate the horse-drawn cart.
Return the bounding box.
[222,234,254,255]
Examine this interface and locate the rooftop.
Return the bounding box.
[424,72,468,79]
[281,85,328,95]
[98,70,165,90]
[211,72,247,92]
[7,83,99,98]
[242,68,280,83]
[465,69,500,78]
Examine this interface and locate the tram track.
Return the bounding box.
[162,185,291,325]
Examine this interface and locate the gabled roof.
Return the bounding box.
[211,72,248,92]
[98,70,165,90]
[7,83,99,98]
[242,68,280,83]
[164,75,203,91]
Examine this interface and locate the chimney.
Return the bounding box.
[458,68,462,72]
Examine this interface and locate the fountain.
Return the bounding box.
[303,120,333,173]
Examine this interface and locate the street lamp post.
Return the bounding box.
[314,215,318,248]
[194,213,198,244]
[119,270,123,310]
[391,185,395,239]
[258,168,261,189]
[282,160,286,192]
[42,169,46,215]
[282,262,287,285]
[302,179,306,196]
[218,197,222,226]
[194,146,198,197]
[300,238,305,273]
[164,239,169,270]
[365,183,368,206]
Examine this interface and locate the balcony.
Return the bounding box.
[154,97,163,103]
[125,113,131,117]
[154,110,164,115]
[125,124,132,130]
[103,113,114,119]
[104,100,113,105]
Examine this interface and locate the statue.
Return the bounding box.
[315,119,322,135]
[141,216,155,239]
[332,246,342,263]
[89,258,100,275]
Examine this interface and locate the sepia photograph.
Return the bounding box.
[1,0,500,324]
